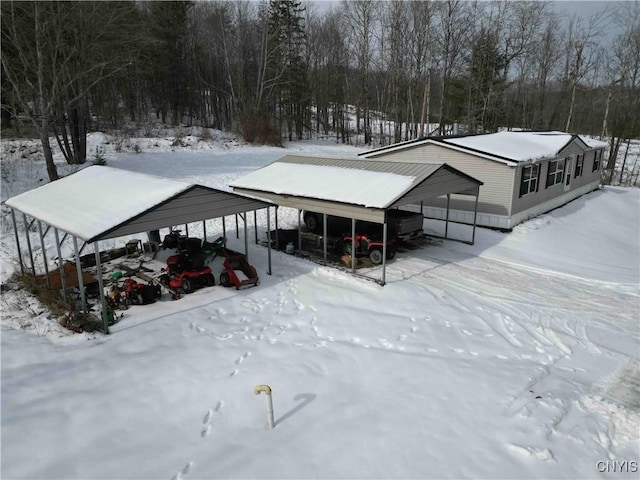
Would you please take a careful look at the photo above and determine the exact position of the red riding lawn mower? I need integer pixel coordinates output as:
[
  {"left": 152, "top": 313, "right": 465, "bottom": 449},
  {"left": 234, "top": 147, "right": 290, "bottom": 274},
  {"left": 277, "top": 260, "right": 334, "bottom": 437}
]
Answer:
[{"left": 159, "top": 237, "right": 215, "bottom": 298}]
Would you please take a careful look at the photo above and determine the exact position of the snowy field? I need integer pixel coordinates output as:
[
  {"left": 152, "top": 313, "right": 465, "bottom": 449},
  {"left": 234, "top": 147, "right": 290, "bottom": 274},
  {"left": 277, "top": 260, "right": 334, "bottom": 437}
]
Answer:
[{"left": 1, "top": 130, "right": 639, "bottom": 479}]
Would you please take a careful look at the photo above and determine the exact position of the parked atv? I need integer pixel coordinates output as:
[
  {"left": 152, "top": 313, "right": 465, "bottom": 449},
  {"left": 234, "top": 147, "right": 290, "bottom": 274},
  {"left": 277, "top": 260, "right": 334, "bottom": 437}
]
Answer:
[{"left": 336, "top": 234, "right": 396, "bottom": 265}]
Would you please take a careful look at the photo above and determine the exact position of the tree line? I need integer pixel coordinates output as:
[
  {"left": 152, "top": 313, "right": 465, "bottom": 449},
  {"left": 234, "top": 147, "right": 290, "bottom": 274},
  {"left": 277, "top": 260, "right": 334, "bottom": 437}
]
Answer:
[{"left": 1, "top": 0, "right": 639, "bottom": 182}]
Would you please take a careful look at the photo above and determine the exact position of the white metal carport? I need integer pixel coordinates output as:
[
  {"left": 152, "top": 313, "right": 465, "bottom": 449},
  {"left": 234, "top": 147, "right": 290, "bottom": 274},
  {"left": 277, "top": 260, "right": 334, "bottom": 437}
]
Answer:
[
  {"left": 5, "top": 166, "right": 275, "bottom": 334},
  {"left": 231, "top": 155, "right": 483, "bottom": 285}
]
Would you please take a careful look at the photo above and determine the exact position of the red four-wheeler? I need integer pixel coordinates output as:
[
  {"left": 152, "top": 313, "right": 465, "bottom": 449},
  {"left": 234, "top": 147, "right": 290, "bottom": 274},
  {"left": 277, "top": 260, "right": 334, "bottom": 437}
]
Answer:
[{"left": 336, "top": 233, "right": 396, "bottom": 265}]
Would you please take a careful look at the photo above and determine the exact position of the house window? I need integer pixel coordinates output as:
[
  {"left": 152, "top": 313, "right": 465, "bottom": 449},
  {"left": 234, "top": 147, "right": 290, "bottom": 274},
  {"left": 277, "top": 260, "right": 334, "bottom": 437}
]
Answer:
[
  {"left": 592, "top": 150, "right": 602, "bottom": 172},
  {"left": 546, "top": 158, "right": 565, "bottom": 187},
  {"left": 519, "top": 164, "right": 540, "bottom": 197},
  {"left": 575, "top": 154, "right": 584, "bottom": 178}
]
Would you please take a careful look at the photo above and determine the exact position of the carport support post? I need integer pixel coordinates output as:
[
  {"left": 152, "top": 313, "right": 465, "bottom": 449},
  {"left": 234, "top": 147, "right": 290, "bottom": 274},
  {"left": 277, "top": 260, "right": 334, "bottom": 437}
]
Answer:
[
  {"left": 381, "top": 221, "right": 387, "bottom": 285},
  {"left": 185, "top": 224, "right": 189, "bottom": 236},
  {"left": 37, "top": 220, "right": 50, "bottom": 288},
  {"left": 72, "top": 237, "right": 87, "bottom": 315},
  {"left": 445, "top": 194, "right": 451, "bottom": 239},
  {"left": 266, "top": 207, "right": 272, "bottom": 275},
  {"left": 10, "top": 209, "right": 24, "bottom": 275},
  {"left": 243, "top": 213, "right": 249, "bottom": 261},
  {"left": 22, "top": 213, "right": 36, "bottom": 276},
  {"left": 471, "top": 188, "right": 480, "bottom": 245},
  {"left": 351, "top": 218, "right": 356, "bottom": 273},
  {"left": 275, "top": 208, "right": 279, "bottom": 251},
  {"left": 93, "top": 242, "right": 109, "bottom": 334},
  {"left": 54, "top": 228, "right": 68, "bottom": 301},
  {"left": 222, "top": 217, "right": 227, "bottom": 240},
  {"left": 297, "top": 210, "right": 302, "bottom": 253},
  {"left": 254, "top": 210, "right": 258, "bottom": 244},
  {"left": 323, "top": 213, "right": 327, "bottom": 264},
  {"left": 235, "top": 214, "right": 239, "bottom": 239},
  {"left": 202, "top": 220, "right": 207, "bottom": 241}
]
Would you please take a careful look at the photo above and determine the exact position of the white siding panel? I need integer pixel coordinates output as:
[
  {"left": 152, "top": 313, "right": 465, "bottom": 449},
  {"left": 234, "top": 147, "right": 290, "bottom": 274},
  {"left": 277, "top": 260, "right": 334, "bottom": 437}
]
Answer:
[{"left": 371, "top": 144, "right": 515, "bottom": 216}]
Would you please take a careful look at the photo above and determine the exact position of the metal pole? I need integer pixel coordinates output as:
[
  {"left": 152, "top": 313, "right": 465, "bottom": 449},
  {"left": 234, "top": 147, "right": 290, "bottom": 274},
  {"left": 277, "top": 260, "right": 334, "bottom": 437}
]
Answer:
[
  {"left": 243, "top": 213, "right": 249, "bottom": 260},
  {"left": 54, "top": 228, "right": 68, "bottom": 301},
  {"left": 382, "top": 221, "right": 387, "bottom": 286},
  {"left": 254, "top": 210, "right": 258, "bottom": 244},
  {"left": 275, "top": 207, "right": 279, "bottom": 251},
  {"left": 471, "top": 187, "right": 480, "bottom": 245},
  {"left": 22, "top": 214, "right": 36, "bottom": 276},
  {"left": 235, "top": 213, "right": 239, "bottom": 239},
  {"left": 222, "top": 216, "right": 227, "bottom": 240},
  {"left": 266, "top": 207, "right": 272, "bottom": 275},
  {"left": 351, "top": 218, "right": 356, "bottom": 273},
  {"left": 37, "top": 220, "right": 50, "bottom": 288},
  {"left": 203, "top": 220, "right": 207, "bottom": 241},
  {"left": 73, "top": 237, "right": 87, "bottom": 315},
  {"left": 323, "top": 213, "right": 328, "bottom": 264},
  {"left": 94, "top": 242, "right": 109, "bottom": 334},
  {"left": 297, "top": 210, "right": 302, "bottom": 253},
  {"left": 10, "top": 209, "right": 24, "bottom": 275},
  {"left": 420, "top": 200, "right": 424, "bottom": 216},
  {"left": 445, "top": 194, "right": 451, "bottom": 239}
]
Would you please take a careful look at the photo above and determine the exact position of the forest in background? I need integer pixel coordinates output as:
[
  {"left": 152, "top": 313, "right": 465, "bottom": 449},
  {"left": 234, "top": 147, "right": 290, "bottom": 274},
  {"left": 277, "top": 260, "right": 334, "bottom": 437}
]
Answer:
[{"left": 1, "top": 0, "right": 639, "bottom": 183}]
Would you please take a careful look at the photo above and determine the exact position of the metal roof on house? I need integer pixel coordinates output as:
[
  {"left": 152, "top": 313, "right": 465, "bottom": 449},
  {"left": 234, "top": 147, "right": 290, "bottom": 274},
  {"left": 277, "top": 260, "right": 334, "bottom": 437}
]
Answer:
[
  {"left": 231, "top": 155, "right": 482, "bottom": 224},
  {"left": 360, "top": 131, "right": 608, "bottom": 164},
  {"left": 5, "top": 166, "right": 274, "bottom": 242}
]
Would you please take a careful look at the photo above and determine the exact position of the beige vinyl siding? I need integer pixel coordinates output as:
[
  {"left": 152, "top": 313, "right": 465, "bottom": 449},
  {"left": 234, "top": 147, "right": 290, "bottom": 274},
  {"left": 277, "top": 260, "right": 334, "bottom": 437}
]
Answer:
[
  {"left": 368, "top": 143, "right": 515, "bottom": 216},
  {"left": 511, "top": 149, "right": 603, "bottom": 215},
  {"left": 572, "top": 150, "right": 602, "bottom": 189},
  {"left": 558, "top": 138, "right": 587, "bottom": 157},
  {"left": 390, "top": 168, "right": 479, "bottom": 206},
  {"left": 512, "top": 158, "right": 573, "bottom": 214}
]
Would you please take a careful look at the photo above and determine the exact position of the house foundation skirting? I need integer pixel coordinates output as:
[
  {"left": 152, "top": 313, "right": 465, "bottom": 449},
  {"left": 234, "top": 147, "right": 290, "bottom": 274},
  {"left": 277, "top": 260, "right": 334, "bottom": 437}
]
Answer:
[
  {"left": 509, "top": 182, "right": 600, "bottom": 228},
  {"left": 404, "top": 181, "right": 600, "bottom": 231}
]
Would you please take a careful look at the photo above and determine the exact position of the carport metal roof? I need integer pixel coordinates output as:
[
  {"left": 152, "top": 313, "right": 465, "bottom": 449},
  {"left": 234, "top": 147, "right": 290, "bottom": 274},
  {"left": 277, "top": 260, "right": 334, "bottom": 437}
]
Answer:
[
  {"left": 6, "top": 165, "right": 277, "bottom": 335},
  {"left": 231, "top": 155, "right": 482, "bottom": 223},
  {"left": 6, "top": 166, "right": 274, "bottom": 242}
]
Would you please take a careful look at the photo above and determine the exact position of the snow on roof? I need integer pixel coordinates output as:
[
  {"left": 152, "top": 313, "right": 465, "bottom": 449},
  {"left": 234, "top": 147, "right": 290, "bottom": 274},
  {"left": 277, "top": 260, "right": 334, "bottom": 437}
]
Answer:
[
  {"left": 361, "top": 130, "right": 608, "bottom": 163},
  {"left": 5, "top": 166, "right": 192, "bottom": 241},
  {"left": 231, "top": 162, "right": 415, "bottom": 208},
  {"left": 442, "top": 131, "right": 575, "bottom": 162},
  {"left": 579, "top": 135, "right": 609, "bottom": 149}
]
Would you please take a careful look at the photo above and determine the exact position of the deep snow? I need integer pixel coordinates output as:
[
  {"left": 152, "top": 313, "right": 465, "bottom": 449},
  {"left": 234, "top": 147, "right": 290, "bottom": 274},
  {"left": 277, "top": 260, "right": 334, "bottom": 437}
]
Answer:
[{"left": 1, "top": 130, "right": 639, "bottom": 480}]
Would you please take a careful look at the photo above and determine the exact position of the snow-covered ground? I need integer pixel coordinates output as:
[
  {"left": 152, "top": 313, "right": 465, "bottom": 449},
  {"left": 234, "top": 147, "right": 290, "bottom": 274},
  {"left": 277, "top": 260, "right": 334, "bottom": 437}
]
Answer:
[{"left": 1, "top": 130, "right": 639, "bottom": 479}]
